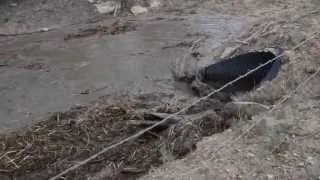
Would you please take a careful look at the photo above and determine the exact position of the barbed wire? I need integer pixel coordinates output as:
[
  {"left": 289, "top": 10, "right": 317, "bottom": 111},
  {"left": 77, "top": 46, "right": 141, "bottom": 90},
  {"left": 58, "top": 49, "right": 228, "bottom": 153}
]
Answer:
[{"left": 50, "top": 31, "right": 319, "bottom": 180}]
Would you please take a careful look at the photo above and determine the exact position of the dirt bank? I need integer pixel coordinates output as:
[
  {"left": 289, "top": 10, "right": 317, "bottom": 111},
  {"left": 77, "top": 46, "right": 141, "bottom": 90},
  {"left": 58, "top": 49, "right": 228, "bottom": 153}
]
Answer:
[
  {"left": 0, "top": 0, "right": 319, "bottom": 180},
  {"left": 141, "top": 0, "right": 320, "bottom": 179}
]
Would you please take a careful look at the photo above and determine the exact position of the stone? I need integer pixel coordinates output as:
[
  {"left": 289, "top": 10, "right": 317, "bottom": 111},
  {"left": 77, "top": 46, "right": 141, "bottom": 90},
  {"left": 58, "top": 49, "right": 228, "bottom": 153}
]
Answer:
[
  {"left": 39, "top": 27, "right": 50, "bottom": 32},
  {"left": 150, "top": 0, "right": 162, "bottom": 9},
  {"left": 266, "top": 174, "right": 275, "bottom": 180},
  {"left": 131, "top": 5, "right": 148, "bottom": 15},
  {"left": 10, "top": 3, "right": 17, "bottom": 7},
  {"left": 94, "top": 1, "right": 117, "bottom": 14}
]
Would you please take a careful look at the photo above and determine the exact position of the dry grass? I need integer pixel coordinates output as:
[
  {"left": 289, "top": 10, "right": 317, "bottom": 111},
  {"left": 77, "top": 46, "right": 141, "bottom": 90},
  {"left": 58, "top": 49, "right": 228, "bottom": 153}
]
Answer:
[
  {"left": 141, "top": 73, "right": 320, "bottom": 180},
  {"left": 0, "top": 93, "right": 241, "bottom": 179},
  {"left": 0, "top": 103, "right": 163, "bottom": 179},
  {"left": 140, "top": 0, "right": 320, "bottom": 179},
  {"left": 1, "top": 0, "right": 319, "bottom": 179}
]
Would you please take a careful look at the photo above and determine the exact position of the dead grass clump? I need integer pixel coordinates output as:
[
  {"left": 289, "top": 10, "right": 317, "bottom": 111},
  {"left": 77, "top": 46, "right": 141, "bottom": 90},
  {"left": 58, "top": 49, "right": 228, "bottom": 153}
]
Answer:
[
  {"left": 0, "top": 94, "right": 242, "bottom": 179},
  {"left": 164, "top": 110, "right": 230, "bottom": 158},
  {"left": 0, "top": 103, "right": 162, "bottom": 179}
]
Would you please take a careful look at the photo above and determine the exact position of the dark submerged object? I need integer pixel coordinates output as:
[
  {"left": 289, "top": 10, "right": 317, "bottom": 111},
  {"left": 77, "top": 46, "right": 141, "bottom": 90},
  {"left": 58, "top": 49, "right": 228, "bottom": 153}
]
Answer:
[{"left": 198, "top": 47, "right": 284, "bottom": 93}]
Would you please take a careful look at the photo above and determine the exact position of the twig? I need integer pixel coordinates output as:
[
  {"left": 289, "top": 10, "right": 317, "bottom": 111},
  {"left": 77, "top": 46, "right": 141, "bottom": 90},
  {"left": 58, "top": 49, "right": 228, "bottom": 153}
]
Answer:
[
  {"left": 102, "top": 127, "right": 108, "bottom": 136},
  {"left": 0, "top": 151, "right": 17, "bottom": 161},
  {"left": 244, "top": 22, "right": 272, "bottom": 43},
  {"left": 0, "top": 169, "right": 11, "bottom": 173},
  {"left": 5, "top": 155, "right": 19, "bottom": 169},
  {"left": 15, "top": 145, "right": 29, "bottom": 156},
  {"left": 17, "top": 155, "right": 30, "bottom": 165},
  {"left": 0, "top": 27, "right": 55, "bottom": 37},
  {"left": 232, "top": 101, "right": 271, "bottom": 110},
  {"left": 82, "top": 127, "right": 90, "bottom": 148},
  {"left": 127, "top": 120, "right": 163, "bottom": 126},
  {"left": 234, "top": 39, "right": 249, "bottom": 45},
  {"left": 122, "top": 167, "right": 144, "bottom": 173}
]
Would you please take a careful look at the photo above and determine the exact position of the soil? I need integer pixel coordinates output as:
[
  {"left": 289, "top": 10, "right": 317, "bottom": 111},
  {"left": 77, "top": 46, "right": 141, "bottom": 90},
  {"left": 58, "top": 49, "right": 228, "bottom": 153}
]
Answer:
[
  {"left": 141, "top": 0, "right": 320, "bottom": 180},
  {"left": 0, "top": 0, "right": 319, "bottom": 180},
  {"left": 63, "top": 20, "right": 137, "bottom": 41}
]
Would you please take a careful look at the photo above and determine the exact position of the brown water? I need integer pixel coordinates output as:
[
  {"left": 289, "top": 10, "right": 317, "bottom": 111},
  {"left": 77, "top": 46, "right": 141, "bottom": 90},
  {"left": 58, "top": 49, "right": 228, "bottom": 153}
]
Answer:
[{"left": 0, "top": 13, "right": 248, "bottom": 132}]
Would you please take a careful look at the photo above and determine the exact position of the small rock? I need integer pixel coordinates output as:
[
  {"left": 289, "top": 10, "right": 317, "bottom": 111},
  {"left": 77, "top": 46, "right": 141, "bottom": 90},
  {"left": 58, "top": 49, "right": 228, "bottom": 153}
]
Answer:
[
  {"left": 88, "top": 0, "right": 95, "bottom": 3},
  {"left": 247, "top": 152, "right": 255, "bottom": 157},
  {"left": 131, "top": 5, "right": 148, "bottom": 15},
  {"left": 298, "top": 162, "right": 305, "bottom": 167},
  {"left": 266, "top": 174, "right": 275, "bottom": 180},
  {"left": 10, "top": 3, "right": 17, "bottom": 7},
  {"left": 39, "top": 27, "right": 50, "bottom": 32},
  {"left": 307, "top": 156, "right": 314, "bottom": 164},
  {"left": 111, "top": 106, "right": 121, "bottom": 110},
  {"left": 150, "top": 0, "right": 161, "bottom": 9},
  {"left": 94, "top": 1, "right": 117, "bottom": 14}
]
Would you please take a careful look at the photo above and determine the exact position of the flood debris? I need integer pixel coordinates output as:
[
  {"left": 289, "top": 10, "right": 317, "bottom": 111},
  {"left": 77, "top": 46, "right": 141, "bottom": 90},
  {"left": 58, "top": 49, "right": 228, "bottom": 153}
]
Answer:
[
  {"left": 0, "top": 93, "right": 242, "bottom": 179},
  {"left": 64, "top": 20, "right": 137, "bottom": 40}
]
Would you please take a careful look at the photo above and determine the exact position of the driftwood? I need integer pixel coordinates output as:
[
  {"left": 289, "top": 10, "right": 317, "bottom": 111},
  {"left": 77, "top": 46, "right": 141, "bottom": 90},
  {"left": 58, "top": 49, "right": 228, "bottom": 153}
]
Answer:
[{"left": 129, "top": 110, "right": 218, "bottom": 128}]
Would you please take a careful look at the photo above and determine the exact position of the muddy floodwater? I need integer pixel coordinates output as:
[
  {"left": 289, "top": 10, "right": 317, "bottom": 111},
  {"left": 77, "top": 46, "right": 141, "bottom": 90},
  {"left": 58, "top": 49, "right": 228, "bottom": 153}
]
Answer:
[{"left": 0, "top": 13, "right": 248, "bottom": 132}]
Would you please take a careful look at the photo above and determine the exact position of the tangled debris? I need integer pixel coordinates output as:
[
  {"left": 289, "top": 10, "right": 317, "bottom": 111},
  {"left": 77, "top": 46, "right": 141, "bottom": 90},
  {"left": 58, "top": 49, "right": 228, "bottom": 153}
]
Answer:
[
  {"left": 0, "top": 94, "right": 242, "bottom": 180},
  {"left": 64, "top": 20, "right": 137, "bottom": 41}
]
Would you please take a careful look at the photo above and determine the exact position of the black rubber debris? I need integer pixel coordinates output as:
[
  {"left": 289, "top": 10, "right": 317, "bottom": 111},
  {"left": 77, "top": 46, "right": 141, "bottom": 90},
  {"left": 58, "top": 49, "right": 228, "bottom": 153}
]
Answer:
[{"left": 197, "top": 47, "right": 284, "bottom": 93}]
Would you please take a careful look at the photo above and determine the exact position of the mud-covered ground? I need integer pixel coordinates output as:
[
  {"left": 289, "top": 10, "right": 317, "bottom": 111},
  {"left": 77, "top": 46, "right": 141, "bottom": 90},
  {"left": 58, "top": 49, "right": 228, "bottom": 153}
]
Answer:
[
  {"left": 0, "top": 0, "right": 248, "bottom": 133},
  {"left": 0, "top": 0, "right": 249, "bottom": 179},
  {"left": 0, "top": 0, "right": 319, "bottom": 180}
]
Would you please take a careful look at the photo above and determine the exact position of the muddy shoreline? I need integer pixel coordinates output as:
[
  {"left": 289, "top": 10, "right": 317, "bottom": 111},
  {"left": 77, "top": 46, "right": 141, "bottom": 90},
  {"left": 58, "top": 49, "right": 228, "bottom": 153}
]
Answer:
[
  {"left": 1, "top": 0, "right": 319, "bottom": 179},
  {"left": 0, "top": 5, "right": 248, "bottom": 133}
]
